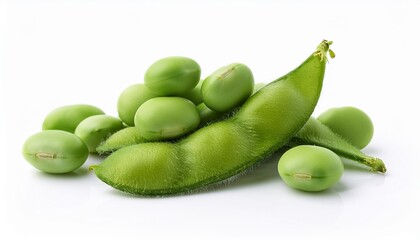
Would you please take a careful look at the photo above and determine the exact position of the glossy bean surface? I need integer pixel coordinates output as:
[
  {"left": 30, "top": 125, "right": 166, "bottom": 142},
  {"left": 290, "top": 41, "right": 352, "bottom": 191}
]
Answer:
[
  {"left": 75, "top": 115, "right": 124, "bottom": 153},
  {"left": 117, "top": 84, "right": 162, "bottom": 126},
  {"left": 179, "top": 80, "right": 203, "bottom": 105},
  {"left": 42, "top": 104, "right": 104, "bottom": 133},
  {"left": 22, "top": 130, "right": 89, "bottom": 173},
  {"left": 318, "top": 106, "right": 374, "bottom": 149},
  {"left": 202, "top": 63, "right": 254, "bottom": 112},
  {"left": 144, "top": 56, "right": 201, "bottom": 95},
  {"left": 278, "top": 145, "right": 344, "bottom": 191},
  {"left": 134, "top": 97, "right": 200, "bottom": 141}
]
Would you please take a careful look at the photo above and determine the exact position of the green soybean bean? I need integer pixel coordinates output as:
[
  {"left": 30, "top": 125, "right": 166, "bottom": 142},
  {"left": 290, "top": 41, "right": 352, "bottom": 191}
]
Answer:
[
  {"left": 22, "top": 130, "right": 89, "bottom": 173},
  {"left": 42, "top": 104, "right": 104, "bottom": 133},
  {"left": 134, "top": 97, "right": 200, "bottom": 141},
  {"left": 75, "top": 115, "right": 124, "bottom": 153},
  {"left": 202, "top": 63, "right": 254, "bottom": 112},
  {"left": 97, "top": 101, "right": 226, "bottom": 154},
  {"left": 253, "top": 83, "right": 266, "bottom": 94},
  {"left": 278, "top": 145, "right": 344, "bottom": 192},
  {"left": 197, "top": 103, "right": 225, "bottom": 125},
  {"left": 289, "top": 117, "right": 385, "bottom": 173},
  {"left": 90, "top": 40, "right": 333, "bottom": 196},
  {"left": 318, "top": 106, "right": 374, "bottom": 149},
  {"left": 178, "top": 80, "right": 203, "bottom": 105},
  {"left": 117, "top": 84, "right": 163, "bottom": 126},
  {"left": 144, "top": 56, "right": 201, "bottom": 95}
]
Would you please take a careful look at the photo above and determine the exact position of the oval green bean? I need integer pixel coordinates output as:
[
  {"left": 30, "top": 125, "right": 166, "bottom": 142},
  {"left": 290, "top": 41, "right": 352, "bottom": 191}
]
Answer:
[
  {"left": 317, "top": 106, "right": 374, "bottom": 149},
  {"left": 144, "top": 56, "right": 201, "bottom": 95},
  {"left": 117, "top": 84, "right": 163, "bottom": 126},
  {"left": 197, "top": 103, "right": 225, "bottom": 126},
  {"left": 22, "top": 130, "right": 89, "bottom": 173},
  {"left": 179, "top": 80, "right": 204, "bottom": 105},
  {"left": 201, "top": 63, "right": 254, "bottom": 112},
  {"left": 278, "top": 145, "right": 344, "bottom": 191},
  {"left": 42, "top": 104, "right": 104, "bottom": 133},
  {"left": 75, "top": 115, "right": 124, "bottom": 153},
  {"left": 134, "top": 97, "right": 200, "bottom": 141},
  {"left": 90, "top": 40, "right": 333, "bottom": 196}
]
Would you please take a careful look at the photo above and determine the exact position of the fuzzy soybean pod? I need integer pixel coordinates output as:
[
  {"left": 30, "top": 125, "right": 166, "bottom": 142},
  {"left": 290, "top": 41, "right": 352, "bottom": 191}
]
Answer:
[
  {"left": 90, "top": 40, "right": 333, "bottom": 196},
  {"left": 96, "top": 127, "right": 148, "bottom": 154},
  {"left": 96, "top": 117, "right": 387, "bottom": 173},
  {"left": 289, "top": 117, "right": 386, "bottom": 173}
]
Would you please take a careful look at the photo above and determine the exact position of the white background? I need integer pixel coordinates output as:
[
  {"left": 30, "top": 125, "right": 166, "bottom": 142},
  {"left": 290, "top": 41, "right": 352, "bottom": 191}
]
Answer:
[{"left": 1, "top": 0, "right": 420, "bottom": 239}]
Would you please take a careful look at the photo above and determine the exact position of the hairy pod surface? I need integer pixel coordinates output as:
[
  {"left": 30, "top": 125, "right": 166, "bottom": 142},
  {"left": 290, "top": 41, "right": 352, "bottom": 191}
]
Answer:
[
  {"left": 91, "top": 41, "right": 332, "bottom": 196},
  {"left": 289, "top": 117, "right": 386, "bottom": 173}
]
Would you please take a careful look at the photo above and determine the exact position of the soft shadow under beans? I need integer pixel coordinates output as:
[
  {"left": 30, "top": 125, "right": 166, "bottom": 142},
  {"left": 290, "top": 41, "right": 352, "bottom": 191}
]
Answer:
[{"left": 33, "top": 167, "right": 89, "bottom": 179}]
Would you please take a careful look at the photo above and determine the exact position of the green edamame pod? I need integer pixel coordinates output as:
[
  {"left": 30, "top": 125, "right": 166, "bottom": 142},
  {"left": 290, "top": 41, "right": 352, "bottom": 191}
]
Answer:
[
  {"left": 289, "top": 117, "right": 386, "bottom": 173},
  {"left": 91, "top": 40, "right": 333, "bottom": 196},
  {"left": 97, "top": 117, "right": 387, "bottom": 172},
  {"left": 42, "top": 104, "right": 104, "bottom": 133}
]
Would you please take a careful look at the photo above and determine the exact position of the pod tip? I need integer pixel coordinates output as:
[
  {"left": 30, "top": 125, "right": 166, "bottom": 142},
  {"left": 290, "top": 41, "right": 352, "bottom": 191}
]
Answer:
[{"left": 315, "top": 40, "right": 335, "bottom": 61}]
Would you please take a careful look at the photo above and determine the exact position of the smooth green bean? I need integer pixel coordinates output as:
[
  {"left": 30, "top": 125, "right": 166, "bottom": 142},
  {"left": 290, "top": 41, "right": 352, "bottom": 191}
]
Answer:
[
  {"left": 22, "top": 130, "right": 89, "bottom": 173},
  {"left": 278, "top": 145, "right": 344, "bottom": 191},
  {"left": 317, "top": 106, "right": 374, "bottom": 149},
  {"left": 42, "top": 104, "right": 104, "bottom": 133},
  {"left": 144, "top": 56, "right": 201, "bottom": 95},
  {"left": 75, "top": 115, "right": 124, "bottom": 153}
]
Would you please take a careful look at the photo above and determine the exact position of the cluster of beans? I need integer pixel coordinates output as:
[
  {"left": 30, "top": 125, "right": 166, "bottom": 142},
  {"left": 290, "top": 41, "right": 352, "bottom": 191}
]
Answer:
[
  {"left": 117, "top": 56, "right": 254, "bottom": 141},
  {"left": 22, "top": 105, "right": 124, "bottom": 173},
  {"left": 21, "top": 56, "right": 256, "bottom": 174},
  {"left": 22, "top": 46, "right": 379, "bottom": 193}
]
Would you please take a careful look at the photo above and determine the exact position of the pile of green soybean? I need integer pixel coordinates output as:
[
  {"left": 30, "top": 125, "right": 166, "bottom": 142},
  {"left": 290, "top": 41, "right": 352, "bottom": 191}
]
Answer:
[{"left": 22, "top": 40, "right": 386, "bottom": 196}]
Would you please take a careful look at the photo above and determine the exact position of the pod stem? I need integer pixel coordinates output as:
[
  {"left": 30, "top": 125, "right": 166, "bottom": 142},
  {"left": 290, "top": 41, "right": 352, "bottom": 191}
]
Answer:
[
  {"left": 362, "top": 156, "right": 387, "bottom": 174},
  {"left": 88, "top": 165, "right": 98, "bottom": 172},
  {"left": 314, "top": 40, "right": 335, "bottom": 62}
]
